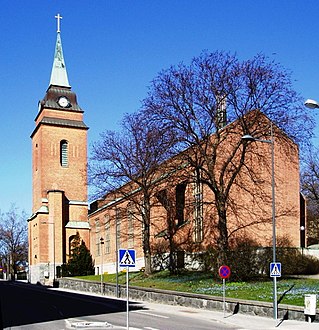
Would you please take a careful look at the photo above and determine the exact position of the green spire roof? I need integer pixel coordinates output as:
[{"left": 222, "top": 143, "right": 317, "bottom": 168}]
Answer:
[{"left": 49, "top": 15, "right": 70, "bottom": 88}]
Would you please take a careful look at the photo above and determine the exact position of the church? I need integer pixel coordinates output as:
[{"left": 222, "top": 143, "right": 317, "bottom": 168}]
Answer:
[
  {"left": 28, "top": 15, "right": 90, "bottom": 284},
  {"left": 28, "top": 16, "right": 305, "bottom": 284}
]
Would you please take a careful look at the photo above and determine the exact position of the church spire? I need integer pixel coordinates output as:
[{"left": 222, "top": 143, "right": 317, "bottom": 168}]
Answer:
[{"left": 49, "top": 14, "right": 71, "bottom": 88}]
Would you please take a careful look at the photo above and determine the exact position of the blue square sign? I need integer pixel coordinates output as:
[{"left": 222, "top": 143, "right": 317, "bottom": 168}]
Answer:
[
  {"left": 119, "top": 249, "right": 136, "bottom": 267},
  {"left": 270, "top": 262, "right": 281, "bottom": 277}
]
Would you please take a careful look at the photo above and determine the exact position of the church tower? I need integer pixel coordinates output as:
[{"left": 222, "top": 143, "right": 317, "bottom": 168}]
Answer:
[{"left": 28, "top": 15, "right": 89, "bottom": 284}]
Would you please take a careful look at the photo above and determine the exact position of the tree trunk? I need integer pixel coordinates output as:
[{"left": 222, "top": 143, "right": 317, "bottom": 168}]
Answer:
[
  {"left": 142, "top": 196, "right": 152, "bottom": 275},
  {"left": 216, "top": 197, "right": 229, "bottom": 266}
]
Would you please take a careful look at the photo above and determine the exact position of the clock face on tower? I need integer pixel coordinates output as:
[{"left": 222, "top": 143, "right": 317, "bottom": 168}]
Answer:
[{"left": 57, "top": 96, "right": 70, "bottom": 108}]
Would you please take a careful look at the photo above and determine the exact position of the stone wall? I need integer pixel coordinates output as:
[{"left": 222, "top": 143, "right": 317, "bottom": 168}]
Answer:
[{"left": 58, "top": 278, "right": 318, "bottom": 322}]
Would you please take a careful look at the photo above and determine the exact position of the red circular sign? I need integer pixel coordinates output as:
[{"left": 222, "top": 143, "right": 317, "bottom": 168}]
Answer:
[{"left": 219, "top": 265, "right": 231, "bottom": 279}]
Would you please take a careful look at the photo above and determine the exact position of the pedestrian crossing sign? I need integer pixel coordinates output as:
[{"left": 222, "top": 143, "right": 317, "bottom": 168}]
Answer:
[
  {"left": 270, "top": 262, "right": 281, "bottom": 277},
  {"left": 119, "top": 249, "right": 136, "bottom": 267}
]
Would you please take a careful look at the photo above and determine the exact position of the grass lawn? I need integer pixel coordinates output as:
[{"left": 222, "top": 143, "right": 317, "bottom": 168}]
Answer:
[{"left": 75, "top": 270, "right": 318, "bottom": 307}]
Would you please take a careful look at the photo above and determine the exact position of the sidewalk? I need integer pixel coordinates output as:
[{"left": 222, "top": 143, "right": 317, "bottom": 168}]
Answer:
[
  {"left": 137, "top": 299, "right": 319, "bottom": 330},
  {"left": 52, "top": 286, "right": 319, "bottom": 330},
  {"left": 195, "top": 308, "right": 319, "bottom": 330}
]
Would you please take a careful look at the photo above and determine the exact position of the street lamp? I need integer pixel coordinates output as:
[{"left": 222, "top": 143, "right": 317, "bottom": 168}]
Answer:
[
  {"left": 304, "top": 97, "right": 319, "bottom": 253},
  {"left": 242, "top": 126, "right": 278, "bottom": 320},
  {"left": 100, "top": 237, "right": 104, "bottom": 295},
  {"left": 304, "top": 99, "right": 319, "bottom": 109}
]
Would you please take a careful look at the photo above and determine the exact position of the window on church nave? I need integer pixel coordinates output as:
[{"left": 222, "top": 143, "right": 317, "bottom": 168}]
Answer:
[
  {"left": 176, "top": 182, "right": 187, "bottom": 226},
  {"left": 116, "top": 208, "right": 122, "bottom": 249},
  {"left": 104, "top": 215, "right": 110, "bottom": 254},
  {"left": 193, "top": 169, "right": 203, "bottom": 243},
  {"left": 127, "top": 203, "right": 134, "bottom": 248}
]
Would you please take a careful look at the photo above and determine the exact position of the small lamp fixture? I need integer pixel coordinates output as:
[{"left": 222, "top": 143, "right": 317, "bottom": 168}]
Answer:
[
  {"left": 304, "top": 99, "right": 319, "bottom": 109},
  {"left": 241, "top": 134, "right": 256, "bottom": 142}
]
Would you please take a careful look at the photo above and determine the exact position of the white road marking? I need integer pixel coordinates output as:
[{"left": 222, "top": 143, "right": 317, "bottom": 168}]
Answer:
[
  {"left": 133, "top": 310, "right": 169, "bottom": 319},
  {"left": 65, "top": 319, "right": 112, "bottom": 328}
]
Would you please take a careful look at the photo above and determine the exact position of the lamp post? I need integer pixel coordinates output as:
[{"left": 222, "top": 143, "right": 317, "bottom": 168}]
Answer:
[
  {"left": 242, "top": 125, "right": 277, "bottom": 320},
  {"left": 115, "top": 209, "right": 119, "bottom": 298},
  {"left": 304, "top": 97, "right": 319, "bottom": 252},
  {"left": 100, "top": 237, "right": 104, "bottom": 295}
]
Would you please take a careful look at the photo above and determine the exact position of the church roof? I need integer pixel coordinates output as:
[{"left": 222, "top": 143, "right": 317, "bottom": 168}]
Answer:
[
  {"left": 40, "top": 117, "right": 88, "bottom": 129},
  {"left": 30, "top": 116, "right": 88, "bottom": 138},
  {"left": 49, "top": 31, "right": 71, "bottom": 88},
  {"left": 40, "top": 86, "right": 83, "bottom": 112}
]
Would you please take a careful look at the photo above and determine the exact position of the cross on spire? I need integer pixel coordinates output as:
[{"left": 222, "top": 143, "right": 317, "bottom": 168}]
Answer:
[
  {"left": 50, "top": 13, "right": 70, "bottom": 87},
  {"left": 55, "top": 13, "right": 62, "bottom": 33}
]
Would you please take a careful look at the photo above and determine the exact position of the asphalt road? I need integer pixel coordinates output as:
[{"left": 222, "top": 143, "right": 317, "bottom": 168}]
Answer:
[{"left": 0, "top": 281, "right": 238, "bottom": 329}]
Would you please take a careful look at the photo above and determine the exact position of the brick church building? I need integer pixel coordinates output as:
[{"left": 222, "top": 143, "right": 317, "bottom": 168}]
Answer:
[
  {"left": 28, "top": 16, "right": 90, "bottom": 284},
  {"left": 28, "top": 17, "right": 305, "bottom": 284},
  {"left": 88, "top": 112, "right": 304, "bottom": 275}
]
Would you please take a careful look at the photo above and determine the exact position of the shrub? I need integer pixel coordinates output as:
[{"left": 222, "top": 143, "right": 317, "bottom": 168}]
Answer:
[
  {"left": 258, "top": 235, "right": 319, "bottom": 276},
  {"left": 192, "top": 244, "right": 219, "bottom": 274},
  {"left": 191, "top": 238, "right": 261, "bottom": 281},
  {"left": 62, "top": 232, "right": 95, "bottom": 277},
  {"left": 152, "top": 241, "right": 170, "bottom": 271},
  {"left": 227, "top": 236, "right": 260, "bottom": 281}
]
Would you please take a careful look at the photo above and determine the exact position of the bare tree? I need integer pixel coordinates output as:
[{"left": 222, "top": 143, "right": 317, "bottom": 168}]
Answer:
[
  {"left": 0, "top": 205, "right": 28, "bottom": 279},
  {"left": 301, "top": 145, "right": 319, "bottom": 245},
  {"left": 90, "top": 111, "right": 176, "bottom": 274},
  {"left": 143, "top": 51, "right": 314, "bottom": 264}
]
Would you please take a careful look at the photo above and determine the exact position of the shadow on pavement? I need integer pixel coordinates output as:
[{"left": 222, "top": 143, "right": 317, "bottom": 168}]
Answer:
[{"left": 0, "top": 280, "right": 143, "bottom": 328}]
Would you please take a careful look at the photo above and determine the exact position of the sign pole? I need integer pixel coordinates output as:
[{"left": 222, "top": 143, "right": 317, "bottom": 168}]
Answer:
[
  {"left": 119, "top": 249, "right": 135, "bottom": 330},
  {"left": 223, "top": 278, "right": 226, "bottom": 318},
  {"left": 218, "top": 265, "right": 231, "bottom": 318},
  {"left": 126, "top": 266, "right": 129, "bottom": 330},
  {"left": 270, "top": 262, "right": 281, "bottom": 321}
]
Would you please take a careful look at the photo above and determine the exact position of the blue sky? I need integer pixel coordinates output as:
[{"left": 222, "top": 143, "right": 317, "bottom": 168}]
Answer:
[{"left": 1, "top": 1, "right": 319, "bottom": 215}]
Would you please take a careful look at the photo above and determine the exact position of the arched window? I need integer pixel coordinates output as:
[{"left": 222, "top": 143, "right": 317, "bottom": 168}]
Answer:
[
  {"left": 68, "top": 235, "right": 77, "bottom": 258},
  {"left": 60, "top": 140, "right": 68, "bottom": 167}
]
